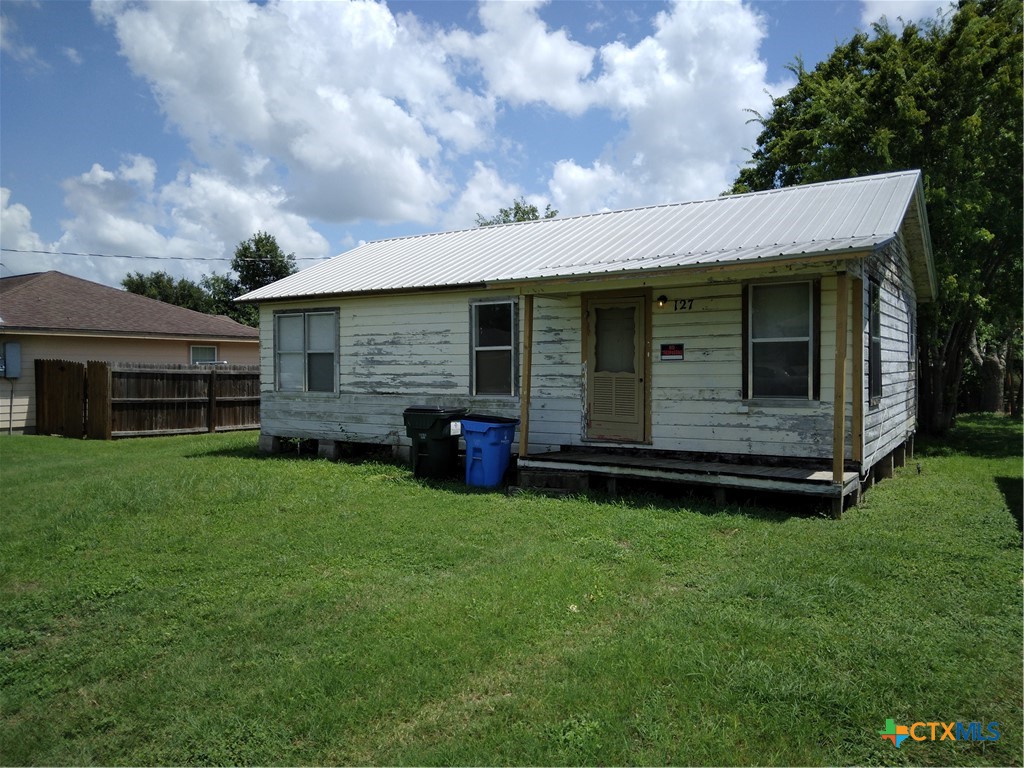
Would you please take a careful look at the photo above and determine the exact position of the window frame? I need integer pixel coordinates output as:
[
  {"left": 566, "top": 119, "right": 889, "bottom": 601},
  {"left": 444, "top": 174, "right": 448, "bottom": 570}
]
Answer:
[
  {"left": 868, "top": 278, "right": 882, "bottom": 405},
  {"left": 742, "top": 279, "right": 820, "bottom": 402},
  {"left": 190, "top": 345, "right": 218, "bottom": 365},
  {"left": 470, "top": 298, "right": 518, "bottom": 397},
  {"left": 274, "top": 308, "right": 339, "bottom": 394}
]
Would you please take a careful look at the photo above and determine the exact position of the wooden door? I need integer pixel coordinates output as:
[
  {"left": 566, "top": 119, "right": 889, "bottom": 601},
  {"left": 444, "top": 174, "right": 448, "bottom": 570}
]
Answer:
[{"left": 585, "top": 296, "right": 645, "bottom": 442}]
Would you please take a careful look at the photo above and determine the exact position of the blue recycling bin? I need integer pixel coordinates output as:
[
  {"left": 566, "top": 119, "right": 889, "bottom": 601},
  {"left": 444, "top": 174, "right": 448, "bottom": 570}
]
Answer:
[{"left": 462, "top": 414, "right": 519, "bottom": 488}]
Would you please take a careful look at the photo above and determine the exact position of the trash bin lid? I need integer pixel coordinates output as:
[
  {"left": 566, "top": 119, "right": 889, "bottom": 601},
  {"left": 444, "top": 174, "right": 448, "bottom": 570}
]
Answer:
[
  {"left": 403, "top": 406, "right": 468, "bottom": 416},
  {"left": 462, "top": 413, "right": 520, "bottom": 425}
]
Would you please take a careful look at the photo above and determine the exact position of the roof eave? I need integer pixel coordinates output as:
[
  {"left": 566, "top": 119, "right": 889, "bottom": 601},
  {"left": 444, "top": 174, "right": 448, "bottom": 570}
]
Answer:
[{"left": 0, "top": 327, "right": 259, "bottom": 341}]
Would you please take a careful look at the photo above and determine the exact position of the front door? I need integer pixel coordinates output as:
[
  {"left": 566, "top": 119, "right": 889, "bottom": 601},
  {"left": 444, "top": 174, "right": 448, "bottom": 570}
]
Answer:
[{"left": 585, "top": 295, "right": 646, "bottom": 442}]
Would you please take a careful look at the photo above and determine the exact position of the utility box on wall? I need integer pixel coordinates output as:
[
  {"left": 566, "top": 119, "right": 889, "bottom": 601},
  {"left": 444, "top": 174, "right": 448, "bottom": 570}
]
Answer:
[{"left": 1, "top": 341, "right": 22, "bottom": 379}]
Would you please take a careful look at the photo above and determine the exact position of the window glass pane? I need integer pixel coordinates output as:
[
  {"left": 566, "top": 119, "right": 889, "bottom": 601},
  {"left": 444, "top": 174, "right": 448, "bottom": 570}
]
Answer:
[
  {"left": 475, "top": 350, "right": 512, "bottom": 394},
  {"left": 476, "top": 303, "right": 512, "bottom": 347},
  {"left": 752, "top": 283, "right": 810, "bottom": 339},
  {"left": 278, "top": 352, "right": 304, "bottom": 391},
  {"left": 752, "top": 341, "right": 809, "bottom": 397},
  {"left": 307, "top": 313, "right": 335, "bottom": 351},
  {"left": 307, "top": 352, "right": 335, "bottom": 392},
  {"left": 191, "top": 346, "right": 217, "bottom": 364},
  {"left": 278, "top": 315, "right": 304, "bottom": 351},
  {"left": 595, "top": 306, "right": 635, "bottom": 373}
]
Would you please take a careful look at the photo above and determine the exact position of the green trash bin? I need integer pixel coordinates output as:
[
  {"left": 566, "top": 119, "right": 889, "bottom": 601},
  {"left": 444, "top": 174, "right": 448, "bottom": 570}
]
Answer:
[{"left": 403, "top": 406, "right": 468, "bottom": 479}]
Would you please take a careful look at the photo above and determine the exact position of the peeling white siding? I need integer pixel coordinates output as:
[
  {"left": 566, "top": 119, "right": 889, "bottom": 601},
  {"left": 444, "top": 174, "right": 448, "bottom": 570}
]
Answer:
[
  {"left": 861, "top": 236, "right": 918, "bottom": 470},
  {"left": 259, "top": 251, "right": 916, "bottom": 467},
  {"left": 259, "top": 291, "right": 520, "bottom": 450}
]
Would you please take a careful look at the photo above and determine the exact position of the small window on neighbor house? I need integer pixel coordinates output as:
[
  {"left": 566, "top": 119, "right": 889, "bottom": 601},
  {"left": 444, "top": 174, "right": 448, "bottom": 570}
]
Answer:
[
  {"left": 191, "top": 345, "right": 217, "bottom": 364},
  {"left": 275, "top": 310, "right": 338, "bottom": 393},
  {"left": 746, "top": 281, "right": 816, "bottom": 399},
  {"left": 471, "top": 300, "right": 516, "bottom": 396},
  {"left": 869, "top": 279, "right": 882, "bottom": 402}
]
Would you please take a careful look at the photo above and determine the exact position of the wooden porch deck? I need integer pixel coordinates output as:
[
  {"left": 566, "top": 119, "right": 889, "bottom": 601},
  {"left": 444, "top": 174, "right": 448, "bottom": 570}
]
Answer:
[{"left": 517, "top": 450, "right": 860, "bottom": 505}]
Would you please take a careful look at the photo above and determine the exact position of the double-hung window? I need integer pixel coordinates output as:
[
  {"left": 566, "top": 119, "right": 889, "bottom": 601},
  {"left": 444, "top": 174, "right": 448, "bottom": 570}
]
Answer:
[
  {"left": 745, "top": 281, "right": 818, "bottom": 399},
  {"left": 471, "top": 300, "right": 516, "bottom": 396},
  {"left": 190, "top": 345, "right": 217, "bottom": 365},
  {"left": 275, "top": 310, "right": 338, "bottom": 392}
]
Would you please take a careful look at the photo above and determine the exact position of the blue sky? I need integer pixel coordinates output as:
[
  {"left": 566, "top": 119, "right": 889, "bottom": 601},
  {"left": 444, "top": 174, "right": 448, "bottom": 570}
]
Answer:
[{"left": 1, "top": 0, "right": 951, "bottom": 288}]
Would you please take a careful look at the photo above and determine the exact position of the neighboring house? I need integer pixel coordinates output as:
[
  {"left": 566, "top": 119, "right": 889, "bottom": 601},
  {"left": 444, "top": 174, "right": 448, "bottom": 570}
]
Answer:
[
  {"left": 0, "top": 271, "right": 259, "bottom": 433},
  {"left": 239, "top": 170, "right": 936, "bottom": 514}
]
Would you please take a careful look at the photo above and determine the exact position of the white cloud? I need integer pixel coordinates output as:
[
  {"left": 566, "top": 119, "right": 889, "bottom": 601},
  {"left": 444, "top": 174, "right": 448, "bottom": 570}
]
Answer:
[
  {"left": 28, "top": 157, "right": 331, "bottom": 287},
  {"left": 441, "top": 162, "right": 523, "bottom": 230},
  {"left": 445, "top": 0, "right": 596, "bottom": 114},
  {"left": 860, "top": 0, "right": 955, "bottom": 26},
  {"left": 548, "top": 0, "right": 784, "bottom": 214},
  {"left": 92, "top": 0, "right": 496, "bottom": 225},
  {"left": 1, "top": 188, "right": 49, "bottom": 253},
  {"left": 548, "top": 160, "right": 626, "bottom": 215},
  {"left": 12, "top": 0, "right": 790, "bottom": 286},
  {"left": 0, "top": 11, "right": 41, "bottom": 66},
  {"left": 63, "top": 46, "right": 82, "bottom": 65}
]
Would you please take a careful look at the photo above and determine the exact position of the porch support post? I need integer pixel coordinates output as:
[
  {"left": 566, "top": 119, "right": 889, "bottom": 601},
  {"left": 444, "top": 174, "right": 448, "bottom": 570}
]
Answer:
[
  {"left": 518, "top": 293, "right": 534, "bottom": 458},
  {"left": 832, "top": 272, "right": 850, "bottom": 486},
  {"left": 851, "top": 277, "right": 864, "bottom": 467}
]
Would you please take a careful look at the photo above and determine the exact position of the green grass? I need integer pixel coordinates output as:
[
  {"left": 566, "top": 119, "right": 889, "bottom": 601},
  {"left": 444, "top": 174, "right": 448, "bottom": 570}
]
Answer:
[{"left": 1, "top": 414, "right": 1020, "bottom": 766}]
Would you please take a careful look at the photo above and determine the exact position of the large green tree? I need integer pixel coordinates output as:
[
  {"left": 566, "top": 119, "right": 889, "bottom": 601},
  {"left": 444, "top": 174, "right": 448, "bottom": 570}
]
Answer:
[
  {"left": 232, "top": 230, "right": 297, "bottom": 293},
  {"left": 476, "top": 196, "right": 558, "bottom": 227},
  {"left": 732, "top": 0, "right": 1022, "bottom": 433},
  {"left": 122, "top": 271, "right": 213, "bottom": 314},
  {"left": 121, "top": 232, "right": 298, "bottom": 328}
]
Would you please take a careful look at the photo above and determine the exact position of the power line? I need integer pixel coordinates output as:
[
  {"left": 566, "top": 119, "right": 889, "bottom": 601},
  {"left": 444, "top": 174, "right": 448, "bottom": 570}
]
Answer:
[{"left": 0, "top": 247, "right": 327, "bottom": 263}]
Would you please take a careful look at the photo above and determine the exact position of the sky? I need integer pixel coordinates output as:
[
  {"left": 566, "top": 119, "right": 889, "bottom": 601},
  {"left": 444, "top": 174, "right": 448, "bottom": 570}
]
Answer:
[{"left": 1, "top": 0, "right": 954, "bottom": 289}]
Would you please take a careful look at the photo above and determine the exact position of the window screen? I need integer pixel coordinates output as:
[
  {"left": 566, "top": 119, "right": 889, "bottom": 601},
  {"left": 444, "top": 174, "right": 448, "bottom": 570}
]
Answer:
[
  {"left": 748, "top": 282, "right": 813, "bottom": 398},
  {"left": 275, "top": 311, "right": 337, "bottom": 393},
  {"left": 472, "top": 301, "right": 515, "bottom": 395}
]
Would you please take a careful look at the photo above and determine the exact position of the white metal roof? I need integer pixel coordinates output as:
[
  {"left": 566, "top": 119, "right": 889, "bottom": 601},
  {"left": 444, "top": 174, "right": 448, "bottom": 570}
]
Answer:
[{"left": 240, "top": 170, "right": 935, "bottom": 302}]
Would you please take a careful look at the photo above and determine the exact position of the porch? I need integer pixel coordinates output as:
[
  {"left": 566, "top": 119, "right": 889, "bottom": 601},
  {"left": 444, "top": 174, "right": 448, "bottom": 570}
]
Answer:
[{"left": 516, "top": 449, "right": 862, "bottom": 516}]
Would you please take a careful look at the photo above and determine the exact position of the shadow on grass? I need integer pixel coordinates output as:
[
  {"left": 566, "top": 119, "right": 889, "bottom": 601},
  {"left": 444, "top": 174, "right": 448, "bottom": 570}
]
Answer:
[
  {"left": 995, "top": 476, "right": 1023, "bottom": 533},
  {"left": 917, "top": 413, "right": 1023, "bottom": 459},
  {"left": 186, "top": 438, "right": 398, "bottom": 465},
  {"left": 419, "top": 472, "right": 808, "bottom": 522},
  {"left": 187, "top": 440, "right": 818, "bottom": 522}
]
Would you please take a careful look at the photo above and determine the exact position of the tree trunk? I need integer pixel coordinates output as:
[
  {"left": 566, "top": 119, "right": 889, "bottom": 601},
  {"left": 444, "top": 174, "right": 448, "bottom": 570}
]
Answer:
[
  {"left": 967, "top": 331, "right": 1008, "bottom": 413},
  {"left": 918, "top": 315, "right": 974, "bottom": 435},
  {"left": 919, "top": 347, "right": 967, "bottom": 434}
]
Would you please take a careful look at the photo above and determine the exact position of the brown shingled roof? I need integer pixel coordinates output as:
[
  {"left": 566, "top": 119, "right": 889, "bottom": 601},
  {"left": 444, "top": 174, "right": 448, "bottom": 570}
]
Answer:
[{"left": 0, "top": 271, "right": 259, "bottom": 340}]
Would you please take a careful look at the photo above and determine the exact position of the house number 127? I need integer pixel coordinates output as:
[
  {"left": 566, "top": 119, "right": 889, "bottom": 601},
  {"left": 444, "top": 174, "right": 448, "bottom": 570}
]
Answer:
[{"left": 672, "top": 299, "right": 694, "bottom": 311}]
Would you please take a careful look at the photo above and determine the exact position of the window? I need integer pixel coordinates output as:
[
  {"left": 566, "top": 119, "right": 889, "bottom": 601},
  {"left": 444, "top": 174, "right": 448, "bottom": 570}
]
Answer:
[
  {"left": 275, "top": 310, "right": 337, "bottom": 392},
  {"left": 744, "top": 281, "right": 818, "bottom": 399},
  {"left": 908, "top": 304, "right": 917, "bottom": 363},
  {"left": 191, "top": 345, "right": 217, "bottom": 365},
  {"left": 868, "top": 278, "right": 882, "bottom": 402},
  {"left": 471, "top": 300, "right": 516, "bottom": 395}
]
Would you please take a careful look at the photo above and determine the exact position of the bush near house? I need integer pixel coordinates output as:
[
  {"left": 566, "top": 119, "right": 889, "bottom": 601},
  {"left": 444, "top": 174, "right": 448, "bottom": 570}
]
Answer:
[{"left": 0, "top": 415, "right": 1020, "bottom": 766}]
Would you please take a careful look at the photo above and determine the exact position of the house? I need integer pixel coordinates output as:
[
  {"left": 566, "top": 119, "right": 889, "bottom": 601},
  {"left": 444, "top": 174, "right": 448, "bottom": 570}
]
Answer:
[
  {"left": 0, "top": 271, "right": 260, "bottom": 433},
  {"left": 238, "top": 170, "right": 936, "bottom": 515}
]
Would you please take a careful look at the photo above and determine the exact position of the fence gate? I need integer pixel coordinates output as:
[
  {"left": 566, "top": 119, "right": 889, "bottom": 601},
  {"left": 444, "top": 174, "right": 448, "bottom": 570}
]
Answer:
[{"left": 34, "top": 359, "right": 86, "bottom": 438}]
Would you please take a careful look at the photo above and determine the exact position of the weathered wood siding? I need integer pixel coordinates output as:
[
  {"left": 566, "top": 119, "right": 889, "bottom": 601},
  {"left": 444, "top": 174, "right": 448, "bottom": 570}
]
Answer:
[
  {"left": 861, "top": 236, "right": 918, "bottom": 470},
  {"left": 258, "top": 253, "right": 917, "bottom": 466},
  {"left": 259, "top": 291, "right": 521, "bottom": 451},
  {"left": 525, "top": 263, "right": 853, "bottom": 460}
]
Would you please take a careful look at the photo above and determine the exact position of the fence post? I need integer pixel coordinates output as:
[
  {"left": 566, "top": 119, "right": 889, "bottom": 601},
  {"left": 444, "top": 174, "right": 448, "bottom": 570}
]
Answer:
[
  {"left": 86, "top": 361, "right": 112, "bottom": 440},
  {"left": 208, "top": 367, "right": 218, "bottom": 433}
]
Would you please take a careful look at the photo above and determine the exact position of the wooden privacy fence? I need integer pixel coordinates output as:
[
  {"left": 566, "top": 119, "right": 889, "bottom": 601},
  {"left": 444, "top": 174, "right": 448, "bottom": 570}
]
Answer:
[{"left": 35, "top": 360, "right": 260, "bottom": 439}]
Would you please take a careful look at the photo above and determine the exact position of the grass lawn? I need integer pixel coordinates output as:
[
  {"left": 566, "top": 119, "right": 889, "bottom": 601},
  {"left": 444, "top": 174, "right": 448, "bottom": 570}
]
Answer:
[{"left": 1, "top": 414, "right": 1020, "bottom": 766}]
